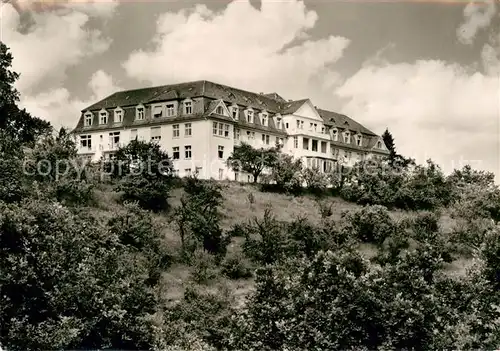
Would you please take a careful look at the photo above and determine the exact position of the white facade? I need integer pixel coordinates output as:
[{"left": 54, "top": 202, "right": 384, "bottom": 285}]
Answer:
[{"left": 74, "top": 80, "right": 389, "bottom": 181}]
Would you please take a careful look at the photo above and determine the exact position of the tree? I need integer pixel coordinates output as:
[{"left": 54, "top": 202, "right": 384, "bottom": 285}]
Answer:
[
  {"left": 110, "top": 140, "right": 174, "bottom": 212},
  {"left": 226, "top": 143, "right": 278, "bottom": 184},
  {"left": 269, "top": 152, "right": 302, "bottom": 192},
  {"left": 382, "top": 128, "right": 396, "bottom": 158},
  {"left": 381, "top": 128, "right": 415, "bottom": 169},
  {"left": 0, "top": 43, "right": 51, "bottom": 145}
]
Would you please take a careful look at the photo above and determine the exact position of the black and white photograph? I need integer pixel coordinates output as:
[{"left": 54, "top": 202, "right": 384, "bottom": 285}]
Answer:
[{"left": 0, "top": 0, "right": 499, "bottom": 349}]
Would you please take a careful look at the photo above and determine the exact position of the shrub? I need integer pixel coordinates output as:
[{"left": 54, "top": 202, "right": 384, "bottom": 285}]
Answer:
[
  {"left": 0, "top": 200, "right": 159, "bottom": 350},
  {"left": 173, "top": 178, "right": 229, "bottom": 259},
  {"left": 268, "top": 153, "right": 303, "bottom": 193},
  {"left": 342, "top": 205, "right": 395, "bottom": 245},
  {"left": 190, "top": 250, "right": 219, "bottom": 284},
  {"left": 221, "top": 252, "right": 254, "bottom": 280},
  {"left": 315, "top": 198, "right": 333, "bottom": 218},
  {"left": 300, "top": 167, "right": 328, "bottom": 194},
  {"left": 118, "top": 173, "right": 171, "bottom": 212}
]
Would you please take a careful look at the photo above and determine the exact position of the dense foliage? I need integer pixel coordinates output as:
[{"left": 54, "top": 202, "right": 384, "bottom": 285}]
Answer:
[{"left": 2, "top": 41, "right": 500, "bottom": 350}]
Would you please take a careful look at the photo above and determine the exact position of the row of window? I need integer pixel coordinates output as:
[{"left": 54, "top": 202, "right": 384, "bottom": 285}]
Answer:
[
  {"left": 83, "top": 100, "right": 194, "bottom": 127},
  {"left": 215, "top": 102, "right": 283, "bottom": 128}
]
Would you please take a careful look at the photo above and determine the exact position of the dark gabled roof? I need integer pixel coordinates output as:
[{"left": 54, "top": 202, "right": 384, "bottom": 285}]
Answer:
[
  {"left": 83, "top": 80, "right": 286, "bottom": 113},
  {"left": 317, "top": 108, "right": 377, "bottom": 136},
  {"left": 280, "top": 99, "right": 309, "bottom": 115},
  {"left": 83, "top": 81, "right": 206, "bottom": 111},
  {"left": 263, "top": 92, "right": 287, "bottom": 103},
  {"left": 79, "top": 79, "right": 379, "bottom": 139}
]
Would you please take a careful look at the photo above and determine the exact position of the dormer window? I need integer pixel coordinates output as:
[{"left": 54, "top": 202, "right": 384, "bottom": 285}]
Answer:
[
  {"left": 343, "top": 131, "right": 351, "bottom": 144},
  {"left": 184, "top": 100, "right": 193, "bottom": 115},
  {"left": 152, "top": 105, "right": 163, "bottom": 118},
  {"left": 99, "top": 109, "right": 108, "bottom": 125},
  {"left": 377, "top": 141, "right": 382, "bottom": 149},
  {"left": 166, "top": 103, "right": 175, "bottom": 117},
  {"left": 216, "top": 105, "right": 224, "bottom": 115},
  {"left": 356, "top": 134, "right": 363, "bottom": 146},
  {"left": 261, "top": 113, "right": 268, "bottom": 127},
  {"left": 331, "top": 129, "right": 338, "bottom": 141},
  {"left": 276, "top": 117, "right": 282, "bottom": 129},
  {"left": 84, "top": 112, "right": 93, "bottom": 126},
  {"left": 246, "top": 108, "right": 254, "bottom": 123},
  {"left": 136, "top": 105, "right": 145, "bottom": 120},
  {"left": 231, "top": 105, "right": 239, "bottom": 120},
  {"left": 114, "top": 108, "right": 123, "bottom": 123}
]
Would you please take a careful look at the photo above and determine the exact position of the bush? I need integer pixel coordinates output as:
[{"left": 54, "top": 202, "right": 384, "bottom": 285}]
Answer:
[
  {"left": 342, "top": 205, "right": 395, "bottom": 245},
  {"left": 190, "top": 250, "right": 220, "bottom": 284},
  {"left": 221, "top": 253, "right": 254, "bottom": 280},
  {"left": 0, "top": 200, "right": 160, "bottom": 350}
]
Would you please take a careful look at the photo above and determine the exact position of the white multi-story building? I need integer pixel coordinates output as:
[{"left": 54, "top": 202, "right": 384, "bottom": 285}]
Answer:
[{"left": 72, "top": 80, "right": 389, "bottom": 181}]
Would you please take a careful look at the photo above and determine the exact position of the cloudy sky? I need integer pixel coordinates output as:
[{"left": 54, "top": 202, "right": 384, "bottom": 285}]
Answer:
[{"left": 1, "top": 0, "right": 499, "bottom": 179}]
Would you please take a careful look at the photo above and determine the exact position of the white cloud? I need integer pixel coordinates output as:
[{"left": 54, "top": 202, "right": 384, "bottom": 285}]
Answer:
[
  {"left": 20, "top": 70, "right": 121, "bottom": 129},
  {"left": 123, "top": 0, "right": 350, "bottom": 100},
  {"left": 457, "top": 0, "right": 496, "bottom": 45},
  {"left": 335, "top": 60, "right": 499, "bottom": 178},
  {"left": 0, "top": 0, "right": 118, "bottom": 93}
]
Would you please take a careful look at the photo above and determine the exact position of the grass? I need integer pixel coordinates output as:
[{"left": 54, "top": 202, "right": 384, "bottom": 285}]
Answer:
[{"left": 92, "top": 181, "right": 471, "bottom": 306}]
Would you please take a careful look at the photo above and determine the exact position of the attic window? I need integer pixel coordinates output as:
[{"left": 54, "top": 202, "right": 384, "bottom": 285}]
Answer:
[
  {"left": 344, "top": 131, "right": 351, "bottom": 144},
  {"left": 114, "top": 108, "right": 123, "bottom": 123},
  {"left": 276, "top": 117, "right": 282, "bottom": 129},
  {"left": 216, "top": 105, "right": 224, "bottom": 115},
  {"left": 377, "top": 141, "right": 382, "bottom": 149},
  {"left": 184, "top": 100, "right": 193, "bottom": 115},
  {"left": 231, "top": 105, "right": 239, "bottom": 120},
  {"left": 246, "top": 109, "right": 254, "bottom": 123},
  {"left": 84, "top": 112, "right": 93, "bottom": 126},
  {"left": 153, "top": 105, "right": 163, "bottom": 118},
  {"left": 261, "top": 113, "right": 268, "bottom": 126},
  {"left": 136, "top": 106, "right": 145, "bottom": 120},
  {"left": 99, "top": 110, "right": 108, "bottom": 125},
  {"left": 331, "top": 129, "right": 338, "bottom": 141},
  {"left": 166, "top": 103, "right": 175, "bottom": 117},
  {"left": 356, "top": 134, "right": 362, "bottom": 146}
]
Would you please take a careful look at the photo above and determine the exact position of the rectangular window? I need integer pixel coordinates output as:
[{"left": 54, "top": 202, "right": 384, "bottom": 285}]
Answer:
[
  {"left": 296, "top": 120, "right": 300, "bottom": 129},
  {"left": 247, "top": 110, "right": 254, "bottom": 123},
  {"left": 303, "top": 137, "right": 309, "bottom": 150},
  {"left": 234, "top": 128, "right": 240, "bottom": 140},
  {"left": 321, "top": 141, "right": 327, "bottom": 153},
  {"left": 109, "top": 132, "right": 120, "bottom": 149},
  {"left": 276, "top": 117, "right": 282, "bottom": 129},
  {"left": 99, "top": 111, "right": 108, "bottom": 125},
  {"left": 300, "top": 121, "right": 304, "bottom": 129},
  {"left": 136, "top": 107, "right": 144, "bottom": 120},
  {"left": 285, "top": 122, "right": 289, "bottom": 129},
  {"left": 166, "top": 103, "right": 175, "bottom": 117},
  {"left": 114, "top": 109, "right": 123, "bottom": 123},
  {"left": 218, "top": 145, "right": 224, "bottom": 159},
  {"left": 218, "top": 169, "right": 224, "bottom": 180},
  {"left": 224, "top": 124, "right": 230, "bottom": 138},
  {"left": 218, "top": 123, "right": 224, "bottom": 136},
  {"left": 151, "top": 127, "right": 161, "bottom": 142},
  {"left": 261, "top": 114, "right": 268, "bottom": 126},
  {"left": 184, "top": 145, "right": 192, "bottom": 159},
  {"left": 184, "top": 101, "right": 192, "bottom": 114},
  {"left": 84, "top": 113, "right": 92, "bottom": 126},
  {"left": 80, "top": 135, "right": 92, "bottom": 150},
  {"left": 213, "top": 122, "right": 218, "bottom": 135},
  {"left": 172, "top": 146, "right": 180, "bottom": 160},
  {"left": 310, "top": 122, "right": 314, "bottom": 131},
  {"left": 261, "top": 134, "right": 269, "bottom": 145},
  {"left": 130, "top": 129, "right": 137, "bottom": 141},
  {"left": 173, "top": 124, "right": 179, "bottom": 138},
  {"left": 232, "top": 107, "right": 239, "bottom": 119},
  {"left": 153, "top": 105, "right": 163, "bottom": 118},
  {"left": 332, "top": 130, "right": 338, "bottom": 142},
  {"left": 184, "top": 123, "right": 192, "bottom": 137},
  {"left": 321, "top": 126, "right": 325, "bottom": 134},
  {"left": 312, "top": 140, "right": 318, "bottom": 152},
  {"left": 293, "top": 136, "right": 298, "bottom": 148}
]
